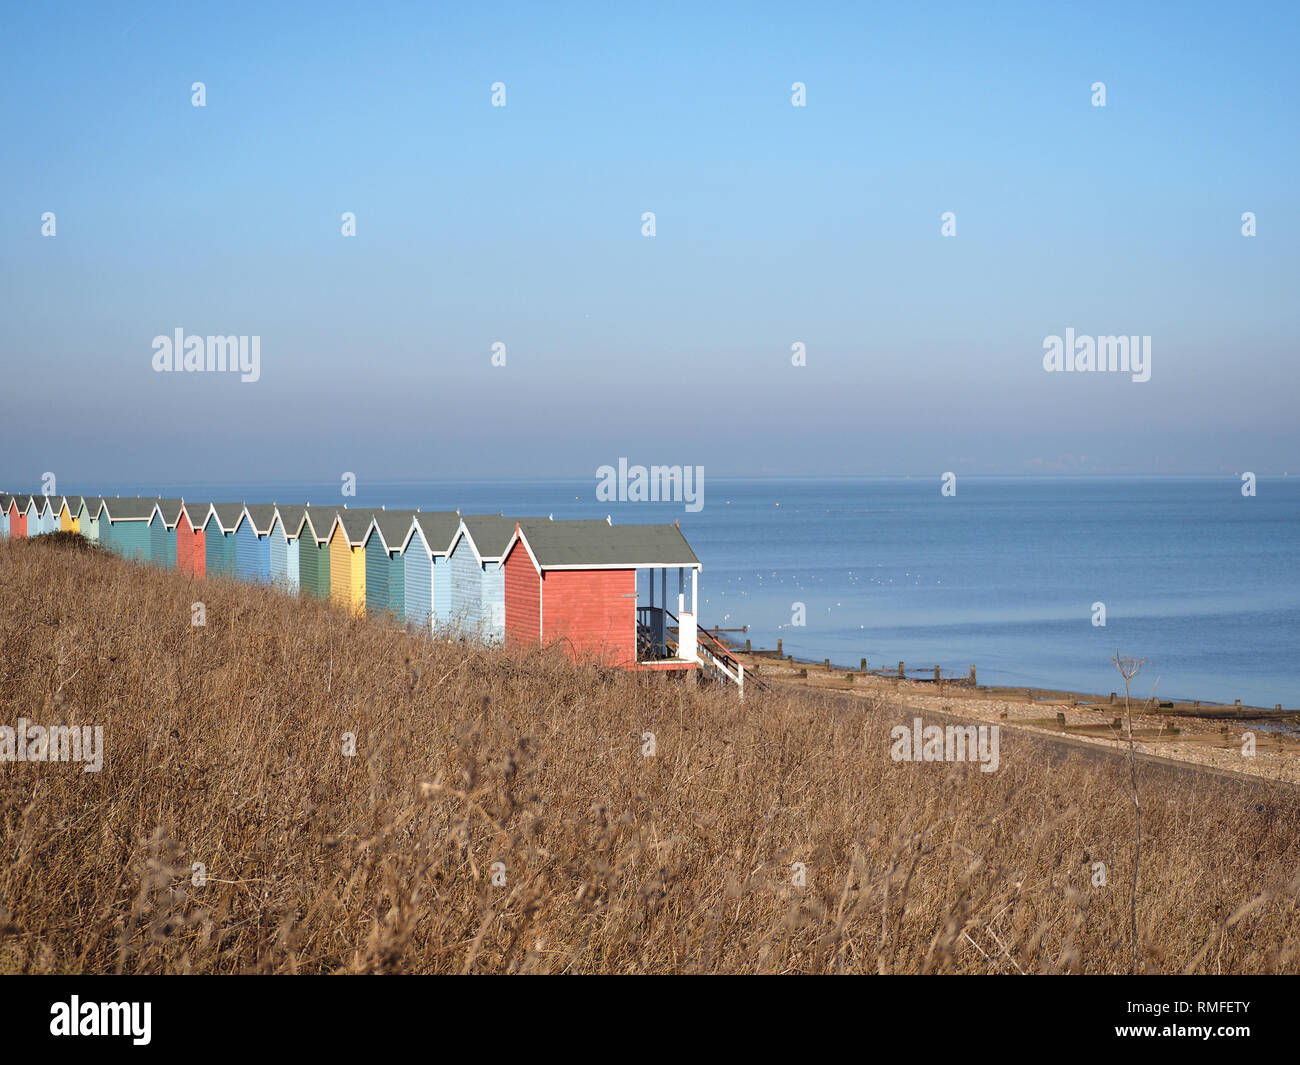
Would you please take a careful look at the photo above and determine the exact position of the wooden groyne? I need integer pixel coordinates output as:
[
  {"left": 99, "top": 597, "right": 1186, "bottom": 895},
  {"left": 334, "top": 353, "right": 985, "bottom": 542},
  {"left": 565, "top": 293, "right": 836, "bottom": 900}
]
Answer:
[{"left": 720, "top": 632, "right": 1296, "bottom": 723}]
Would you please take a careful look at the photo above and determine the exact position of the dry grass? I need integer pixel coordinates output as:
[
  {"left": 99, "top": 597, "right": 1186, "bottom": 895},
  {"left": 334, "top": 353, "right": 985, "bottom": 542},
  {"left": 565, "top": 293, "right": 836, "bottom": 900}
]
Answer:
[{"left": 1, "top": 535, "right": 1298, "bottom": 974}]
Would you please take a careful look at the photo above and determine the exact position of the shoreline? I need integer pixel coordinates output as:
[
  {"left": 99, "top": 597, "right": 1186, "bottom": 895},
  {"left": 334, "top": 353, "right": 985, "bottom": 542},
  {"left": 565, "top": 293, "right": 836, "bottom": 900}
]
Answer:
[
  {"left": 729, "top": 643, "right": 1298, "bottom": 722},
  {"left": 732, "top": 649, "right": 1300, "bottom": 786}
]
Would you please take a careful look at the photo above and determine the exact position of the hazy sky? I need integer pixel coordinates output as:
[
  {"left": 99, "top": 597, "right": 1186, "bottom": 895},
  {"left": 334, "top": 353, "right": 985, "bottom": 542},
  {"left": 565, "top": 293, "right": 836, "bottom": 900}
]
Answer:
[{"left": 2, "top": 1, "right": 1296, "bottom": 486}]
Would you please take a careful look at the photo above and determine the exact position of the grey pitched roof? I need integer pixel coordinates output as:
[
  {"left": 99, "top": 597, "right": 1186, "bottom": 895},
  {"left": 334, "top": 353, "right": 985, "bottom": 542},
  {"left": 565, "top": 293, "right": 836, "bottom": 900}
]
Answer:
[
  {"left": 150, "top": 498, "right": 185, "bottom": 525},
  {"left": 334, "top": 508, "right": 378, "bottom": 545},
  {"left": 407, "top": 511, "right": 462, "bottom": 555},
  {"left": 460, "top": 514, "right": 542, "bottom": 560},
  {"left": 515, "top": 519, "right": 700, "bottom": 569},
  {"left": 179, "top": 501, "right": 209, "bottom": 527},
  {"left": 102, "top": 498, "right": 157, "bottom": 521},
  {"left": 243, "top": 504, "right": 278, "bottom": 534},
  {"left": 367, "top": 509, "right": 419, "bottom": 551},
  {"left": 204, "top": 502, "right": 245, "bottom": 532},
  {"left": 297, "top": 505, "right": 340, "bottom": 543},
  {"left": 274, "top": 504, "right": 307, "bottom": 537}
]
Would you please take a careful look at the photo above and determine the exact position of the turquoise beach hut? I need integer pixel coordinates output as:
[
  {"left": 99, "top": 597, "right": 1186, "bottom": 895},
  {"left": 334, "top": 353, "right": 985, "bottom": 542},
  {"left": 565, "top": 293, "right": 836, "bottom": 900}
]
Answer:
[
  {"left": 202, "top": 503, "right": 242, "bottom": 578},
  {"left": 362, "top": 509, "right": 419, "bottom": 619},
  {"left": 101, "top": 498, "right": 155, "bottom": 560},
  {"left": 147, "top": 499, "right": 183, "bottom": 568}
]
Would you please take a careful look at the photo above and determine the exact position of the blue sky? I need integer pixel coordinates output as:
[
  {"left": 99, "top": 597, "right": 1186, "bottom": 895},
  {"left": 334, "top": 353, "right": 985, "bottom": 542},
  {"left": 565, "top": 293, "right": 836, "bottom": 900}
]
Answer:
[{"left": 1, "top": 0, "right": 1296, "bottom": 484}]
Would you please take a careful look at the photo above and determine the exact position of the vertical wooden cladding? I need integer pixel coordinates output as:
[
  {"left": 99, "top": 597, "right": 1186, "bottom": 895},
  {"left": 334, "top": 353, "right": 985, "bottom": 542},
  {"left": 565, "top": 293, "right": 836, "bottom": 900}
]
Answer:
[
  {"left": 176, "top": 506, "right": 206, "bottom": 577},
  {"left": 299, "top": 530, "right": 329, "bottom": 598},
  {"left": 268, "top": 517, "right": 288, "bottom": 585},
  {"left": 403, "top": 526, "right": 434, "bottom": 631},
  {"left": 148, "top": 513, "right": 176, "bottom": 568},
  {"left": 296, "top": 508, "right": 334, "bottom": 601},
  {"left": 402, "top": 513, "right": 459, "bottom": 632},
  {"left": 5, "top": 499, "right": 22, "bottom": 538},
  {"left": 114, "top": 520, "right": 150, "bottom": 561},
  {"left": 92, "top": 503, "right": 109, "bottom": 551},
  {"left": 202, "top": 507, "right": 240, "bottom": 577},
  {"left": 147, "top": 502, "right": 181, "bottom": 568},
  {"left": 329, "top": 524, "right": 365, "bottom": 616},
  {"left": 363, "top": 527, "right": 390, "bottom": 616},
  {"left": 448, "top": 536, "right": 507, "bottom": 643},
  {"left": 449, "top": 535, "right": 482, "bottom": 635},
  {"left": 503, "top": 541, "right": 541, "bottom": 647},
  {"left": 542, "top": 568, "right": 637, "bottom": 667},
  {"left": 76, "top": 499, "right": 101, "bottom": 542},
  {"left": 235, "top": 507, "right": 273, "bottom": 583},
  {"left": 268, "top": 513, "right": 301, "bottom": 592},
  {"left": 388, "top": 551, "right": 404, "bottom": 617}
]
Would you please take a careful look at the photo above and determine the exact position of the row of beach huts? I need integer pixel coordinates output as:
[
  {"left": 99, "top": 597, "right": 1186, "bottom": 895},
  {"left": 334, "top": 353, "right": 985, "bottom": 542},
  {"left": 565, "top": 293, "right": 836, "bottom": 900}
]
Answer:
[{"left": 0, "top": 491, "right": 745, "bottom": 686}]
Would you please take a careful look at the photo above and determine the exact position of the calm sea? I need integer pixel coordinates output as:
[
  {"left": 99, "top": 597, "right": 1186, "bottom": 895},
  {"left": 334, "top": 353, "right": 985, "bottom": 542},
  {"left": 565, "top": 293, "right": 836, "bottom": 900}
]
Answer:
[{"left": 86, "top": 476, "right": 1299, "bottom": 708}]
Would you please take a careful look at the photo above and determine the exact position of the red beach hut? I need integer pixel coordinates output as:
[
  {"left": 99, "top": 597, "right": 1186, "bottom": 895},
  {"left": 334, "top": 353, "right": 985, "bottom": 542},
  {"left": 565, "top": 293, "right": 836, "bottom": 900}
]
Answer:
[
  {"left": 176, "top": 501, "right": 208, "bottom": 577},
  {"left": 501, "top": 518, "right": 702, "bottom": 669}
]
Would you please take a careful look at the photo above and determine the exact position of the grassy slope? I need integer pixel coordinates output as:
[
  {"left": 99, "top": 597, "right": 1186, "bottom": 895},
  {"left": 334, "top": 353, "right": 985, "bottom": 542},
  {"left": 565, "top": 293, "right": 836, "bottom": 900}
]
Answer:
[{"left": 0, "top": 535, "right": 1297, "bottom": 974}]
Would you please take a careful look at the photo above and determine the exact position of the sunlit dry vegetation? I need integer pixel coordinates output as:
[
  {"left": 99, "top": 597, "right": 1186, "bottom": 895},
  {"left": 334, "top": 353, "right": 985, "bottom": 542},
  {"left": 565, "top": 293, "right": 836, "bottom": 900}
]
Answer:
[{"left": 1, "top": 534, "right": 1297, "bottom": 973}]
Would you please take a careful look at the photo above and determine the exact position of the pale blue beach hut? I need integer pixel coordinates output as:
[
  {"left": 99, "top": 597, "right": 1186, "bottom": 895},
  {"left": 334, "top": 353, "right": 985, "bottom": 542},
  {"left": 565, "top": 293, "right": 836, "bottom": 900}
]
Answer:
[
  {"left": 269, "top": 504, "right": 305, "bottom": 591},
  {"left": 400, "top": 511, "right": 461, "bottom": 632},
  {"left": 447, "top": 514, "right": 525, "bottom": 642}
]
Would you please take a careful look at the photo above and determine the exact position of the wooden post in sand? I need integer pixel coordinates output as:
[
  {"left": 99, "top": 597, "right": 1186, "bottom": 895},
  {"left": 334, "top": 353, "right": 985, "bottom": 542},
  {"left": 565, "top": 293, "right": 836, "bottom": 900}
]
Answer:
[
  {"left": 933, "top": 665, "right": 940, "bottom": 683},
  {"left": 969, "top": 665, "right": 977, "bottom": 686},
  {"left": 776, "top": 638, "right": 783, "bottom": 657},
  {"left": 745, "top": 639, "right": 751, "bottom": 653},
  {"left": 898, "top": 661, "right": 905, "bottom": 679},
  {"left": 861, "top": 658, "right": 867, "bottom": 672}
]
